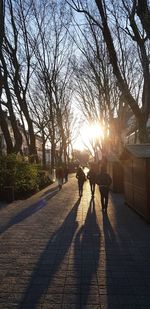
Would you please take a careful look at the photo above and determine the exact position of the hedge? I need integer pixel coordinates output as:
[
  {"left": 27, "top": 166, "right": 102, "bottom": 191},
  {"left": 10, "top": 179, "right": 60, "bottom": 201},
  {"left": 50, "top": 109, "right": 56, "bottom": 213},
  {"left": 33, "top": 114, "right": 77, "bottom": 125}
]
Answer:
[{"left": 0, "top": 154, "right": 52, "bottom": 199}]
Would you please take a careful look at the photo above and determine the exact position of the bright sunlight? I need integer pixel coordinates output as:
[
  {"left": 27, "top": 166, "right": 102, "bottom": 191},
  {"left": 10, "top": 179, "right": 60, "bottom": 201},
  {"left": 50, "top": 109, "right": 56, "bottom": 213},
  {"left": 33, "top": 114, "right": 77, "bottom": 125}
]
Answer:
[{"left": 74, "top": 122, "right": 104, "bottom": 151}]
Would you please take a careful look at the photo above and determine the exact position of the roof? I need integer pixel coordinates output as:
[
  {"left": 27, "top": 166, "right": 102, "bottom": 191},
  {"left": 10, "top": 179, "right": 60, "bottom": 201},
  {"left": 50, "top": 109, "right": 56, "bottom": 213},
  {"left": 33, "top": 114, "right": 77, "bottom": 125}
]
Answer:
[{"left": 120, "top": 144, "right": 150, "bottom": 160}]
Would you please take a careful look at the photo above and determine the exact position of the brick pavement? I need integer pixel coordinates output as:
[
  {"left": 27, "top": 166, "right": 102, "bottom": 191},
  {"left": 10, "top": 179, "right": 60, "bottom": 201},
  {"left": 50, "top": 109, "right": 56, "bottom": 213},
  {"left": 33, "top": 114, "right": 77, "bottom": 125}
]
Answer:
[{"left": 0, "top": 174, "right": 150, "bottom": 309}]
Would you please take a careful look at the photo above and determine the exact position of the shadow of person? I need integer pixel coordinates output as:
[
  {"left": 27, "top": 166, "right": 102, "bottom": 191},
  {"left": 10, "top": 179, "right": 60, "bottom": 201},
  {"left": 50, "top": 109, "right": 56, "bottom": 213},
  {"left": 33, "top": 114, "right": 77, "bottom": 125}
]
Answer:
[
  {"left": 102, "top": 210, "right": 117, "bottom": 244},
  {"left": 20, "top": 198, "right": 80, "bottom": 308},
  {"left": 74, "top": 197, "right": 101, "bottom": 308},
  {"left": 0, "top": 199, "right": 47, "bottom": 234},
  {"left": 41, "top": 185, "right": 58, "bottom": 196},
  {"left": 0, "top": 188, "right": 61, "bottom": 235},
  {"left": 102, "top": 210, "right": 125, "bottom": 308}
]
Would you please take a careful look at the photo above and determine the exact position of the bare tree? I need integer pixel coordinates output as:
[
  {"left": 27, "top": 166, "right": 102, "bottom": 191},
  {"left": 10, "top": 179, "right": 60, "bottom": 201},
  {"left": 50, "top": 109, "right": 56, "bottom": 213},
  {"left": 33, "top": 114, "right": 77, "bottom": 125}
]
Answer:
[
  {"left": 0, "top": 0, "right": 13, "bottom": 154},
  {"left": 0, "top": 0, "right": 23, "bottom": 154},
  {"left": 30, "top": 0, "right": 75, "bottom": 166},
  {"left": 27, "top": 1, "right": 72, "bottom": 168},
  {"left": 0, "top": 0, "right": 39, "bottom": 160},
  {"left": 66, "top": 0, "right": 150, "bottom": 143},
  {"left": 70, "top": 12, "right": 125, "bottom": 154},
  {"left": 29, "top": 90, "right": 50, "bottom": 167}
]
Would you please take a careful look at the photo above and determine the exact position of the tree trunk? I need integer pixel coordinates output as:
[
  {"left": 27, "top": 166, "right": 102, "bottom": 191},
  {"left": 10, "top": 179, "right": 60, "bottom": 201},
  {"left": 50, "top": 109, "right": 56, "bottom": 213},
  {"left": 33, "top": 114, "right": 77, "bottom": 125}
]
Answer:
[
  {"left": 41, "top": 129, "right": 46, "bottom": 168},
  {"left": 42, "top": 141, "right": 46, "bottom": 168},
  {"left": 51, "top": 139, "right": 55, "bottom": 170},
  {"left": 0, "top": 0, "right": 4, "bottom": 47},
  {"left": 14, "top": 85, "right": 38, "bottom": 161},
  {"left": 63, "top": 137, "right": 67, "bottom": 164},
  {"left": 137, "top": 0, "right": 150, "bottom": 39},
  {"left": 0, "top": 51, "right": 23, "bottom": 153},
  {"left": 28, "top": 123, "right": 38, "bottom": 163},
  {"left": 0, "top": 107, "right": 13, "bottom": 153},
  {"left": 95, "top": 0, "right": 147, "bottom": 142}
]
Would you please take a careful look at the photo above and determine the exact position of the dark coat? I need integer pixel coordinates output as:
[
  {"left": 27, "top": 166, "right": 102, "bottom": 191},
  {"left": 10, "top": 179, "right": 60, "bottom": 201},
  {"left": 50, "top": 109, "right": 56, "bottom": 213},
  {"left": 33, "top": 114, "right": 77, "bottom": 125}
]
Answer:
[
  {"left": 96, "top": 172, "right": 112, "bottom": 187},
  {"left": 76, "top": 168, "right": 86, "bottom": 184},
  {"left": 87, "top": 170, "right": 97, "bottom": 184},
  {"left": 56, "top": 167, "right": 64, "bottom": 179}
]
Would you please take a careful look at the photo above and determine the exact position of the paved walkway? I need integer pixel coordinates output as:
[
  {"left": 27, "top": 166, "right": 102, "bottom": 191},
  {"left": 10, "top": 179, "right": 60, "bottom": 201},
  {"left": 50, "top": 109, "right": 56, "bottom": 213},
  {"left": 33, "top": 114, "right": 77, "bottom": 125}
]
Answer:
[{"left": 0, "top": 174, "right": 150, "bottom": 309}]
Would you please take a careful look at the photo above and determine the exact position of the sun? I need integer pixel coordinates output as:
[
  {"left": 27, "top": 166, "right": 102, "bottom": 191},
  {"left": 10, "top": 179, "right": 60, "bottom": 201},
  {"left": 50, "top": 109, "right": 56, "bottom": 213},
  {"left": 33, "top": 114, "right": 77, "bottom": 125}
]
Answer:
[
  {"left": 74, "top": 122, "right": 104, "bottom": 151},
  {"left": 80, "top": 123, "right": 104, "bottom": 143},
  {"left": 88, "top": 123, "right": 104, "bottom": 140}
]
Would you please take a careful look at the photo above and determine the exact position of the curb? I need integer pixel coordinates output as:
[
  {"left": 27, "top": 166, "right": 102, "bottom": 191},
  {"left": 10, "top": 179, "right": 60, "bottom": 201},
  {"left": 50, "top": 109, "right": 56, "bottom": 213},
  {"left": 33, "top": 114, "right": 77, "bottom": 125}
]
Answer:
[{"left": 0, "top": 182, "right": 59, "bottom": 210}]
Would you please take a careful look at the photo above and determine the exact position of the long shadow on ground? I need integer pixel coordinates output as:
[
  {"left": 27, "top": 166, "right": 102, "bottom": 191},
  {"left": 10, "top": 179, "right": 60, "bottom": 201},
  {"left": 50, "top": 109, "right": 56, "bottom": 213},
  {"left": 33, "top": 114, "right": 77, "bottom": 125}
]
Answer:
[
  {"left": 101, "top": 193, "right": 149, "bottom": 308},
  {"left": 74, "top": 197, "right": 101, "bottom": 308},
  {"left": 0, "top": 199, "right": 46, "bottom": 235},
  {"left": 19, "top": 198, "right": 80, "bottom": 308},
  {"left": 41, "top": 185, "right": 59, "bottom": 197},
  {"left": 0, "top": 189, "right": 59, "bottom": 235}
]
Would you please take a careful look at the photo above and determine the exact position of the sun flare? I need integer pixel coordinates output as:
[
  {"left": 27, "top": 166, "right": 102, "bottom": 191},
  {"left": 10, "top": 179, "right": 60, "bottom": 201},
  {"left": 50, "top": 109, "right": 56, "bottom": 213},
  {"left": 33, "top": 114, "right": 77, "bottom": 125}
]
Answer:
[
  {"left": 74, "top": 122, "right": 104, "bottom": 151},
  {"left": 88, "top": 123, "right": 104, "bottom": 140}
]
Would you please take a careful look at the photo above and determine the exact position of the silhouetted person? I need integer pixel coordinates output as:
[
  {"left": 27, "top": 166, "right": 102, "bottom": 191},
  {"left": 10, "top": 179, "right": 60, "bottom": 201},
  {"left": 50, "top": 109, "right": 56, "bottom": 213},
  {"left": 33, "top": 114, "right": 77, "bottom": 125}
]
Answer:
[
  {"left": 56, "top": 166, "right": 64, "bottom": 190},
  {"left": 76, "top": 166, "right": 86, "bottom": 197},
  {"left": 87, "top": 164, "right": 97, "bottom": 197},
  {"left": 64, "top": 165, "right": 69, "bottom": 182},
  {"left": 97, "top": 166, "right": 112, "bottom": 212}
]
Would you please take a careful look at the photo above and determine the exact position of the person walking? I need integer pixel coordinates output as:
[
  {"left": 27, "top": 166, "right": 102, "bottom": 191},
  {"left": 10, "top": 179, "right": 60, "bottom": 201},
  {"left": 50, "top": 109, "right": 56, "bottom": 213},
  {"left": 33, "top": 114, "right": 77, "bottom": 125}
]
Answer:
[
  {"left": 64, "top": 165, "right": 69, "bottom": 182},
  {"left": 56, "top": 166, "right": 64, "bottom": 190},
  {"left": 97, "top": 166, "right": 112, "bottom": 212},
  {"left": 76, "top": 166, "right": 86, "bottom": 197},
  {"left": 87, "top": 164, "right": 97, "bottom": 197}
]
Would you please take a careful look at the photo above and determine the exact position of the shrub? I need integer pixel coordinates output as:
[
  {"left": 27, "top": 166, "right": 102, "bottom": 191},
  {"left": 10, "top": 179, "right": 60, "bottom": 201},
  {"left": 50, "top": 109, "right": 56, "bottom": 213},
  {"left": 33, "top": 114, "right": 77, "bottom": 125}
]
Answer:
[
  {"left": 0, "top": 154, "right": 19, "bottom": 187},
  {"left": 0, "top": 155, "right": 38, "bottom": 199},
  {"left": 0, "top": 154, "right": 53, "bottom": 200},
  {"left": 15, "top": 162, "right": 39, "bottom": 195},
  {"left": 37, "top": 170, "right": 52, "bottom": 189}
]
